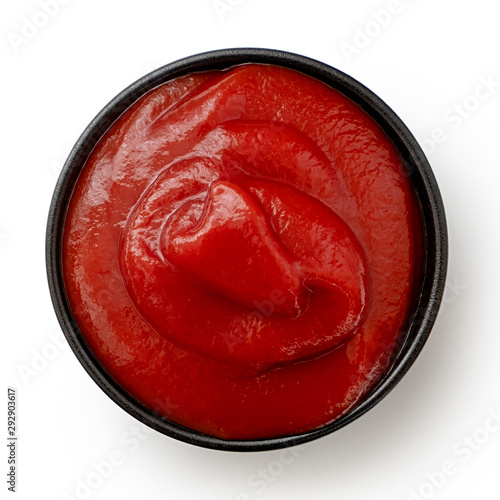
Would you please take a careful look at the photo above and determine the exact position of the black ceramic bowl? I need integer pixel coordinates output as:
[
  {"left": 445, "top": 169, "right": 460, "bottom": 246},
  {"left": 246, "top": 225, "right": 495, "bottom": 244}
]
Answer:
[{"left": 46, "top": 48, "right": 447, "bottom": 452}]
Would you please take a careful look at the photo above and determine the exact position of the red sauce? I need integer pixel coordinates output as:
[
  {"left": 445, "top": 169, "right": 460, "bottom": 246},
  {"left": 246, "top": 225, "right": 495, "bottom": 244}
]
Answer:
[{"left": 63, "top": 64, "right": 422, "bottom": 439}]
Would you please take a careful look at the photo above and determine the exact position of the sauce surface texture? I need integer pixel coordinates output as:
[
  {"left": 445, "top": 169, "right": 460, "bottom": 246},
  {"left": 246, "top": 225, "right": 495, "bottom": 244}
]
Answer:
[{"left": 63, "top": 64, "right": 422, "bottom": 439}]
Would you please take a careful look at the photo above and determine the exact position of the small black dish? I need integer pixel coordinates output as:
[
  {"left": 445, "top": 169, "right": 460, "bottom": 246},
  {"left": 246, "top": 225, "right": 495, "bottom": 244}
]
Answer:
[{"left": 46, "top": 48, "right": 447, "bottom": 452}]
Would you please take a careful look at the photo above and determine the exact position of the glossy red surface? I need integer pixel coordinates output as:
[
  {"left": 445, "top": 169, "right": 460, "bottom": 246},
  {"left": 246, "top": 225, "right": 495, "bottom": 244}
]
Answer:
[{"left": 63, "top": 64, "right": 422, "bottom": 439}]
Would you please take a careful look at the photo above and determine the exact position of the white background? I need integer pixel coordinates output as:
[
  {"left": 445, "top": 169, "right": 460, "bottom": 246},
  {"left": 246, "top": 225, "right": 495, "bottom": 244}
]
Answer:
[{"left": 2, "top": 0, "right": 500, "bottom": 499}]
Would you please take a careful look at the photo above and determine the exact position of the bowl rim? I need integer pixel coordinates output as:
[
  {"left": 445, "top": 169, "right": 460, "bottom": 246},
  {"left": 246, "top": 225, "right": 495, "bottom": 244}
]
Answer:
[{"left": 46, "top": 47, "right": 448, "bottom": 452}]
